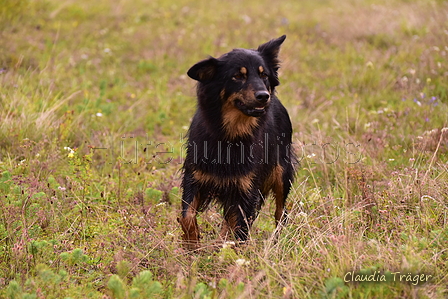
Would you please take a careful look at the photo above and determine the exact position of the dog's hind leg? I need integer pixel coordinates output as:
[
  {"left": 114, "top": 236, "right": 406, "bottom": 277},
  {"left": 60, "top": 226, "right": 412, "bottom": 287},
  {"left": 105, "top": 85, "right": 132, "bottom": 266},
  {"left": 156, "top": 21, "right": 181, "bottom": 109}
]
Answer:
[
  {"left": 274, "top": 184, "right": 288, "bottom": 227},
  {"left": 270, "top": 165, "right": 288, "bottom": 226}
]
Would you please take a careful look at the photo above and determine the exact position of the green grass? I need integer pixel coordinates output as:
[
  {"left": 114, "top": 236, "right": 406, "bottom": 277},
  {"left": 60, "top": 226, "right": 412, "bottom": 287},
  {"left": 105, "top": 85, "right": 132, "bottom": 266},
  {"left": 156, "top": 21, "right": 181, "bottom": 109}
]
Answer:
[{"left": 1, "top": 0, "right": 447, "bottom": 297}]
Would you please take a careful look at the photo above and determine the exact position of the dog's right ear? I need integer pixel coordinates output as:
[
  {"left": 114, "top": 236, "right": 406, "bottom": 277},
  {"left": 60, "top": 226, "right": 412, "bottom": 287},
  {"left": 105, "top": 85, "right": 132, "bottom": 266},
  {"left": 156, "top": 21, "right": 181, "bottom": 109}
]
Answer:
[{"left": 187, "top": 57, "right": 219, "bottom": 82}]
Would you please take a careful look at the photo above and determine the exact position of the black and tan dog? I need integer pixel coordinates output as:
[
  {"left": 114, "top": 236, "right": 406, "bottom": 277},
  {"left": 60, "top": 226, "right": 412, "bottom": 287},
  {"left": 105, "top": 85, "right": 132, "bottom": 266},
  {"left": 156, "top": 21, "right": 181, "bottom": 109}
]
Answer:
[{"left": 179, "top": 35, "right": 295, "bottom": 249}]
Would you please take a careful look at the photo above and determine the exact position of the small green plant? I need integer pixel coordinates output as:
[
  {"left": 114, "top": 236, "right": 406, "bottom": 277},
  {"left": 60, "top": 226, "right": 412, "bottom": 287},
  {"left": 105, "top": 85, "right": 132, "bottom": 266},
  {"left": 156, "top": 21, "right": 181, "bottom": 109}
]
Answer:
[
  {"left": 107, "top": 270, "right": 163, "bottom": 299},
  {"left": 5, "top": 264, "right": 69, "bottom": 299},
  {"left": 145, "top": 188, "right": 163, "bottom": 203},
  {"left": 320, "top": 277, "right": 349, "bottom": 299},
  {"left": 193, "top": 282, "right": 213, "bottom": 299}
]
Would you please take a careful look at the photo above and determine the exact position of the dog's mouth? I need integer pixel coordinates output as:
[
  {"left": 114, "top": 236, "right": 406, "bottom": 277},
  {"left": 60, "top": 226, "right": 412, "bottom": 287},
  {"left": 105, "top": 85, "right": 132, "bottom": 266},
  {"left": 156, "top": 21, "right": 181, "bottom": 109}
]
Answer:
[{"left": 235, "top": 100, "right": 268, "bottom": 117}]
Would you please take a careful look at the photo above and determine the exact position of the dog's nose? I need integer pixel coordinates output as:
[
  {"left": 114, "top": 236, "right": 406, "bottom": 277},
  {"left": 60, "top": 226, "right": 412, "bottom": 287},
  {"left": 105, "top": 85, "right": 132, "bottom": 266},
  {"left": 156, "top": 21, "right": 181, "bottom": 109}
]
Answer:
[{"left": 255, "top": 91, "right": 270, "bottom": 103}]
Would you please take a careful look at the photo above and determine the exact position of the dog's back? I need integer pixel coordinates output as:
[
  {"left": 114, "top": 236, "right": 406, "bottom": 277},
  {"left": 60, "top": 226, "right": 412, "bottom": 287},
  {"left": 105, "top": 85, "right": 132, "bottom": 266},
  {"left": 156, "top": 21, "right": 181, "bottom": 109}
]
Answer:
[{"left": 180, "top": 36, "right": 294, "bottom": 249}]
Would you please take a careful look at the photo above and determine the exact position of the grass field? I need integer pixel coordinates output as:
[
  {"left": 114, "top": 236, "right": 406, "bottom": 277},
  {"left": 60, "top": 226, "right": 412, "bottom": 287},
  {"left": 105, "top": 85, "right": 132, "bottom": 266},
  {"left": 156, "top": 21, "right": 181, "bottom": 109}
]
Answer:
[{"left": 1, "top": 0, "right": 448, "bottom": 297}]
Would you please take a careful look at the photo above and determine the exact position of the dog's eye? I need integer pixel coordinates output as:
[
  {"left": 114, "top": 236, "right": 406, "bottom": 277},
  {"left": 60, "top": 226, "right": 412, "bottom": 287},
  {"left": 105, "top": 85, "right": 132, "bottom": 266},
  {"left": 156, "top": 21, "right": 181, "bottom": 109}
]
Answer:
[
  {"left": 233, "top": 73, "right": 245, "bottom": 80},
  {"left": 260, "top": 72, "right": 268, "bottom": 80}
]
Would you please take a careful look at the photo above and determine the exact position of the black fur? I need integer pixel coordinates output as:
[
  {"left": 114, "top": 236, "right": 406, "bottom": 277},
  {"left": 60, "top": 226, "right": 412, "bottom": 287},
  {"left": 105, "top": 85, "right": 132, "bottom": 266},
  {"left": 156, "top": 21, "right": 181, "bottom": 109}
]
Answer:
[{"left": 179, "top": 35, "right": 295, "bottom": 249}]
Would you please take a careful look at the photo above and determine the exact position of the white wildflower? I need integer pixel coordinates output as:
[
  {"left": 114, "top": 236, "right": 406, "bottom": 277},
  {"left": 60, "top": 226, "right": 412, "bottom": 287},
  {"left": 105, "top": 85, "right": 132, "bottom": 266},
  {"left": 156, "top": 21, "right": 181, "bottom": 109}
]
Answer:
[
  {"left": 235, "top": 258, "right": 250, "bottom": 266},
  {"left": 222, "top": 241, "right": 235, "bottom": 249},
  {"left": 64, "top": 146, "right": 75, "bottom": 158}
]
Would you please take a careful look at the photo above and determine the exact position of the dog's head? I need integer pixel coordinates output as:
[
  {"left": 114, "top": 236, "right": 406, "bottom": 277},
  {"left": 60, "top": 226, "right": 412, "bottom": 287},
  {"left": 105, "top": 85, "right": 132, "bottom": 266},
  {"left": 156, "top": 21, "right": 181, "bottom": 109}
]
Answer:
[{"left": 188, "top": 35, "right": 286, "bottom": 118}]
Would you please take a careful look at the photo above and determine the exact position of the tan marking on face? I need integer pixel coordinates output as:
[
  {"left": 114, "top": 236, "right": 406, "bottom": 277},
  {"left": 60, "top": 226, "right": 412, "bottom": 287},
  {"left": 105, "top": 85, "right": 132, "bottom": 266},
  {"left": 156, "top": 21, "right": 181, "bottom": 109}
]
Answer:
[
  {"left": 240, "top": 67, "right": 247, "bottom": 75},
  {"left": 222, "top": 104, "right": 259, "bottom": 139},
  {"left": 259, "top": 66, "right": 264, "bottom": 73},
  {"left": 221, "top": 88, "right": 259, "bottom": 139},
  {"left": 220, "top": 88, "right": 226, "bottom": 99},
  {"left": 193, "top": 169, "right": 254, "bottom": 191},
  {"left": 179, "top": 195, "right": 201, "bottom": 250}
]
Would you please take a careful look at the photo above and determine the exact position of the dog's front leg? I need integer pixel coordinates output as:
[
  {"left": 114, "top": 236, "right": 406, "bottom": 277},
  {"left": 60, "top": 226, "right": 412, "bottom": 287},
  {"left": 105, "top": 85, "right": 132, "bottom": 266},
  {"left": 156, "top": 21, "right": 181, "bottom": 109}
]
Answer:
[{"left": 179, "top": 173, "right": 201, "bottom": 250}]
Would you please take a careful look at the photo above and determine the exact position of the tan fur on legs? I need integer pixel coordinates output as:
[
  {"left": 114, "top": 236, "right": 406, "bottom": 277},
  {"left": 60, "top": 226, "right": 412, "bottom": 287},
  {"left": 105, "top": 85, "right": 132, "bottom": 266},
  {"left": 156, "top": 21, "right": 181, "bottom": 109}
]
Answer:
[{"left": 179, "top": 196, "right": 201, "bottom": 250}]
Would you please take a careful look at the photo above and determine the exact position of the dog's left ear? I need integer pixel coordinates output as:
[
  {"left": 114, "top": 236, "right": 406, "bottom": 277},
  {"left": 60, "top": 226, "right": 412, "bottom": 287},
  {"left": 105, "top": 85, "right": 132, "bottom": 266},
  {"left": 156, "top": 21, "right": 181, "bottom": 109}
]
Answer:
[{"left": 257, "top": 35, "right": 286, "bottom": 86}]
